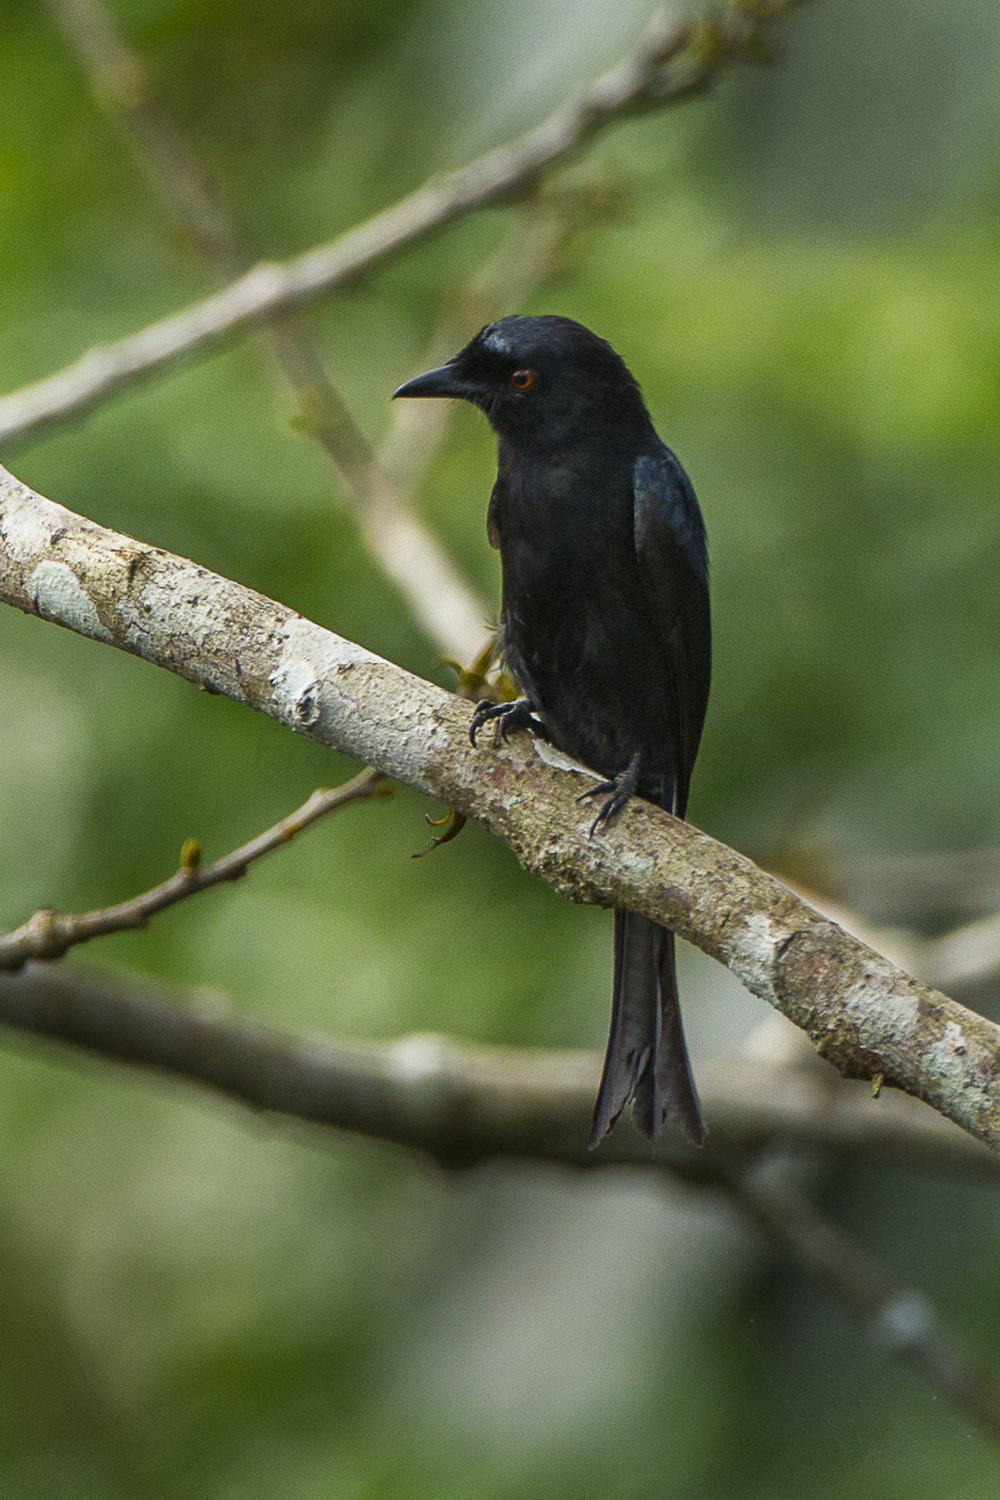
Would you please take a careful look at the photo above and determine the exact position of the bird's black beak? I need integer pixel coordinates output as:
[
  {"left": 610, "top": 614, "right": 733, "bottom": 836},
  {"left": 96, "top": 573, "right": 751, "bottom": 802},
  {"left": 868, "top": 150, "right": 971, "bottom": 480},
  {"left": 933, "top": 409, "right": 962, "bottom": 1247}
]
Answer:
[{"left": 392, "top": 361, "right": 471, "bottom": 401}]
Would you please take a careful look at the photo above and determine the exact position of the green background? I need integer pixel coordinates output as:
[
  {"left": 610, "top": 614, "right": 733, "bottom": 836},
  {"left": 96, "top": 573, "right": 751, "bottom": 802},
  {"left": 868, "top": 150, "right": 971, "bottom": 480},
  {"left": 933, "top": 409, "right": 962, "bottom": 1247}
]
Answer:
[{"left": 1, "top": 0, "right": 999, "bottom": 1494}]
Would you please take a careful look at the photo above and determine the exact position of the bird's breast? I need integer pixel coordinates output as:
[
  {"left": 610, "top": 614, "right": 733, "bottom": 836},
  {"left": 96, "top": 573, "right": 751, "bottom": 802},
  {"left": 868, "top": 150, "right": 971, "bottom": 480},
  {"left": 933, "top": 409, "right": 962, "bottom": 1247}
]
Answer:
[{"left": 493, "top": 462, "right": 671, "bottom": 779}]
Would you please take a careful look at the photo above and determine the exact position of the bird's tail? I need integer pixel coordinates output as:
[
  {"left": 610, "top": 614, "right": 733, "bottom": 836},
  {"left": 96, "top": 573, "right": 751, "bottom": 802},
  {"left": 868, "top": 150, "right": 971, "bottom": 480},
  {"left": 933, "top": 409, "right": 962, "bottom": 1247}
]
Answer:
[{"left": 589, "top": 910, "right": 704, "bottom": 1148}]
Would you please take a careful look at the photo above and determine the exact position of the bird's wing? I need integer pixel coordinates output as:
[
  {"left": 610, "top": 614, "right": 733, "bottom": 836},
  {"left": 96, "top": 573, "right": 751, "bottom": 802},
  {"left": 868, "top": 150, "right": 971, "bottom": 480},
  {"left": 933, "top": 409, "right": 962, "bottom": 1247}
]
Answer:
[
  {"left": 486, "top": 481, "right": 502, "bottom": 550},
  {"left": 632, "top": 449, "right": 711, "bottom": 817}
]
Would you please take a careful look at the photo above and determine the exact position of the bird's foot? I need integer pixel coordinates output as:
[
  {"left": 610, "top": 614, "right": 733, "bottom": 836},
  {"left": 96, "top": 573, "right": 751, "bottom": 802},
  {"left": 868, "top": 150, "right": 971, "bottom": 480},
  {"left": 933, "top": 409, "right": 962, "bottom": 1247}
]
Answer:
[
  {"left": 469, "top": 697, "right": 548, "bottom": 748},
  {"left": 577, "top": 751, "right": 642, "bottom": 836}
]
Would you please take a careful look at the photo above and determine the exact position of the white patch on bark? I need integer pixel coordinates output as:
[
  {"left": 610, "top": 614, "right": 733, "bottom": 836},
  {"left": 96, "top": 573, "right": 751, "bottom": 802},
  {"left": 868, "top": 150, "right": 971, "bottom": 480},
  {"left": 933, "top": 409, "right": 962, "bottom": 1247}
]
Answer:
[
  {"left": 839, "top": 979, "right": 919, "bottom": 1038},
  {"left": 942, "top": 1020, "right": 967, "bottom": 1057},
  {"left": 27, "top": 561, "right": 110, "bottom": 642},
  {"left": 922, "top": 1017, "right": 986, "bottom": 1113},
  {"left": 268, "top": 615, "right": 378, "bottom": 730},
  {"left": 533, "top": 739, "right": 597, "bottom": 779},
  {"left": 728, "top": 910, "right": 783, "bottom": 1000},
  {"left": 0, "top": 475, "right": 65, "bottom": 562}
]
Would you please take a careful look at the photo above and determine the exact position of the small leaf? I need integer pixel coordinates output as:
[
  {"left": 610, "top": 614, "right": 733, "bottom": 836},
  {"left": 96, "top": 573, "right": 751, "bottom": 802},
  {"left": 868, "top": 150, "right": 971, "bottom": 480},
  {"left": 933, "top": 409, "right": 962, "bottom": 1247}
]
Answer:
[
  {"left": 180, "top": 838, "right": 202, "bottom": 874},
  {"left": 411, "top": 809, "right": 467, "bottom": 859},
  {"left": 688, "top": 18, "right": 728, "bottom": 69}
]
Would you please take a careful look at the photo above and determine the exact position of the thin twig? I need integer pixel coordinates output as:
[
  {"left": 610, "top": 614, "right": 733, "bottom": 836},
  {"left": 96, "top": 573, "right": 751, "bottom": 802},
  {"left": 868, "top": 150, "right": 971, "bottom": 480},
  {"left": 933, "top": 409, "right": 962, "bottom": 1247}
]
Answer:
[
  {"left": 0, "top": 770, "right": 384, "bottom": 972},
  {"left": 0, "top": 4, "right": 798, "bottom": 448}
]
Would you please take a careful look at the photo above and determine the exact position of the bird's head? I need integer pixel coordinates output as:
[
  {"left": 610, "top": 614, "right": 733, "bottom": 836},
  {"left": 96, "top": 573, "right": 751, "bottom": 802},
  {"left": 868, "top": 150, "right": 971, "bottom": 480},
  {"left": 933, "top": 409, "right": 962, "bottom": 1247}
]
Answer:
[{"left": 393, "top": 315, "right": 652, "bottom": 447}]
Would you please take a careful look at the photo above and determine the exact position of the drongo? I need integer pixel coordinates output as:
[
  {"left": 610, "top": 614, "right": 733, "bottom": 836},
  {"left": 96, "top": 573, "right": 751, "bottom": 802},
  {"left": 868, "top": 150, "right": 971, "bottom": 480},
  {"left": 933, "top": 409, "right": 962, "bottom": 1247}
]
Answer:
[{"left": 395, "top": 315, "right": 710, "bottom": 1146}]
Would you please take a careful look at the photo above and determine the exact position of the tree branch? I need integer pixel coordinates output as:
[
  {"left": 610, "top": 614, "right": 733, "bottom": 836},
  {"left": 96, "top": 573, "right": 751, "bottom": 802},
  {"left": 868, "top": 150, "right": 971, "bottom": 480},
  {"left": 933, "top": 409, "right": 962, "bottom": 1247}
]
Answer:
[
  {"left": 1, "top": 958, "right": 996, "bottom": 1438},
  {"left": 2, "top": 461, "right": 999, "bottom": 1151},
  {"left": 717, "top": 1167, "right": 1000, "bottom": 1439},
  {"left": 0, "top": 4, "right": 796, "bottom": 448},
  {"left": 0, "top": 770, "right": 383, "bottom": 971},
  {"left": 784, "top": 880, "right": 1000, "bottom": 998},
  {"left": 0, "top": 757, "right": 993, "bottom": 1174},
  {"left": 1, "top": 963, "right": 990, "bottom": 1175}
]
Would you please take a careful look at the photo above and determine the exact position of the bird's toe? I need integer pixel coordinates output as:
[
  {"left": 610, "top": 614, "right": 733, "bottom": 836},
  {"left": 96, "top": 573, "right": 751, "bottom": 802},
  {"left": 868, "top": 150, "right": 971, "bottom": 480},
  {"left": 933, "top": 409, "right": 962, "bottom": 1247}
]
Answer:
[{"left": 469, "top": 697, "right": 544, "bottom": 749}]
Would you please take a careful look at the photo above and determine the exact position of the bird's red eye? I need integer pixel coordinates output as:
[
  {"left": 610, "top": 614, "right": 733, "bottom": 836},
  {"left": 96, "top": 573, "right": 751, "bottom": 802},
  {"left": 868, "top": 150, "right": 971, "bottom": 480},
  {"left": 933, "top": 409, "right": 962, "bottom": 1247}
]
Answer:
[{"left": 510, "top": 368, "right": 535, "bottom": 390}]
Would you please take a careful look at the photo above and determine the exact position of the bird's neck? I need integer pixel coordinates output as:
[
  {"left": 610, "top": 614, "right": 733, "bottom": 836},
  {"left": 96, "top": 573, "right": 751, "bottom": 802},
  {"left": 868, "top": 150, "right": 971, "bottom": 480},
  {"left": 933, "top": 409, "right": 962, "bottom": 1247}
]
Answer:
[{"left": 497, "top": 406, "right": 656, "bottom": 471}]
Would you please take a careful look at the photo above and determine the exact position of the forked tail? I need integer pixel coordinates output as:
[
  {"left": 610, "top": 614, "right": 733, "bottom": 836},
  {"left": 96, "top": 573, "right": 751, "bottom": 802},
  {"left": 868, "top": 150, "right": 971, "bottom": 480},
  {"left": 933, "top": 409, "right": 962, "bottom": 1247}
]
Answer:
[{"left": 590, "top": 909, "right": 704, "bottom": 1148}]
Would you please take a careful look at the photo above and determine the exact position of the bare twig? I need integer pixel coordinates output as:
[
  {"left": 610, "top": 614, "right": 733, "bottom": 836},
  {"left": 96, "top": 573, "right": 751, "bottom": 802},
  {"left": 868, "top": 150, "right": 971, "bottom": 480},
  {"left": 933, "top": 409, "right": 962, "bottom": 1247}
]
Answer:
[
  {"left": 717, "top": 1167, "right": 1000, "bottom": 1440},
  {"left": 0, "top": 770, "right": 383, "bottom": 972},
  {"left": 0, "top": 958, "right": 996, "bottom": 1437},
  {"left": 43, "top": 0, "right": 491, "bottom": 661},
  {"left": 0, "top": 4, "right": 797, "bottom": 448},
  {"left": 3, "top": 464, "right": 1000, "bottom": 1151},
  {"left": 42, "top": 0, "right": 238, "bottom": 265}
]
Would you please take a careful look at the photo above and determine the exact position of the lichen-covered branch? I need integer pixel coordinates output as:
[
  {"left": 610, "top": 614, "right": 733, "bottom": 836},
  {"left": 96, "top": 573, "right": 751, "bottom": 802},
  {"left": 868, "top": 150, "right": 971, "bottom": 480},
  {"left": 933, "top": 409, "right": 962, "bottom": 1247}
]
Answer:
[
  {"left": 2, "top": 461, "right": 999, "bottom": 1151},
  {"left": 784, "top": 880, "right": 1000, "bottom": 1000},
  {"left": 0, "top": 5, "right": 796, "bottom": 448},
  {"left": 0, "top": 771, "right": 383, "bottom": 971}
]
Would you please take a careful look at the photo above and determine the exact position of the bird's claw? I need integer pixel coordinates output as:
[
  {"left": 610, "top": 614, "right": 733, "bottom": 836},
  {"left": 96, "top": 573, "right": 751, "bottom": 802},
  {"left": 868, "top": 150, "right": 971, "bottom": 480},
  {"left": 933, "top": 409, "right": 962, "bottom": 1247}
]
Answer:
[
  {"left": 577, "top": 753, "right": 642, "bottom": 837},
  {"left": 469, "top": 697, "right": 548, "bottom": 748}
]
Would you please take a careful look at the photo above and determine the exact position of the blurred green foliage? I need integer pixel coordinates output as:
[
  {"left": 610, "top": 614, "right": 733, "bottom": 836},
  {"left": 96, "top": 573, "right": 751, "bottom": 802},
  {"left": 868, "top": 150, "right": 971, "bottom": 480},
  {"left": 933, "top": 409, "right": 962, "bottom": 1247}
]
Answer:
[{"left": 1, "top": 0, "right": 999, "bottom": 1494}]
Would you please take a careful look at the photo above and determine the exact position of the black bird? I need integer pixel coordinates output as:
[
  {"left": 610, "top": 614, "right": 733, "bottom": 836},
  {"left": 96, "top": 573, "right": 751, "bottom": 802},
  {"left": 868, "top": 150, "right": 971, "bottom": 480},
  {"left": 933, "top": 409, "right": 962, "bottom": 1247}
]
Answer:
[{"left": 394, "top": 315, "right": 710, "bottom": 1146}]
